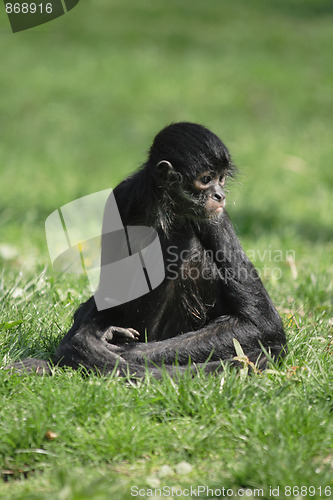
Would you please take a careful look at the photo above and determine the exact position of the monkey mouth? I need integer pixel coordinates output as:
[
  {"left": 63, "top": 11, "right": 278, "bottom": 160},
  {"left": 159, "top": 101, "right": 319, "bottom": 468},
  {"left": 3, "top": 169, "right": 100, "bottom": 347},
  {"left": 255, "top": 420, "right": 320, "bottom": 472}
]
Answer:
[
  {"left": 213, "top": 206, "right": 224, "bottom": 215},
  {"left": 206, "top": 206, "right": 224, "bottom": 220},
  {"left": 207, "top": 200, "right": 225, "bottom": 216}
]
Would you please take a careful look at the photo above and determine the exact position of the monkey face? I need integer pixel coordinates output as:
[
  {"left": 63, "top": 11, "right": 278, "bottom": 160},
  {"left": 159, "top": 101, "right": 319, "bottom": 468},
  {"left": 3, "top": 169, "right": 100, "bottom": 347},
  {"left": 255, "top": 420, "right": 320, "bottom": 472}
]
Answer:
[{"left": 193, "top": 172, "right": 226, "bottom": 217}]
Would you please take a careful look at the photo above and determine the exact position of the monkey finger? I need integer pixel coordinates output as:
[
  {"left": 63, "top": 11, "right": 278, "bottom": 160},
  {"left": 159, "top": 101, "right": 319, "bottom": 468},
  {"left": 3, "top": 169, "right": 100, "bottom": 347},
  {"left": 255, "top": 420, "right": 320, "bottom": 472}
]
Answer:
[
  {"left": 103, "top": 326, "right": 140, "bottom": 344},
  {"left": 126, "top": 328, "right": 141, "bottom": 340}
]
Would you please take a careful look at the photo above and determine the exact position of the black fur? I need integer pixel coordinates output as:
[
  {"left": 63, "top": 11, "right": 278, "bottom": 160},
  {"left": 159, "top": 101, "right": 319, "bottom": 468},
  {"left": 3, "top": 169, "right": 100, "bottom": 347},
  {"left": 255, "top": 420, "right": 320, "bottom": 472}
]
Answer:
[{"left": 9, "top": 123, "right": 287, "bottom": 377}]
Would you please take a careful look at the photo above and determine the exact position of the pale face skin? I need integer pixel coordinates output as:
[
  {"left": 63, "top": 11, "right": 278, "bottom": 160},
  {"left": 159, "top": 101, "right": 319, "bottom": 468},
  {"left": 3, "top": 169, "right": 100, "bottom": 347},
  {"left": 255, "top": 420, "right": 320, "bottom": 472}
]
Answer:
[{"left": 193, "top": 171, "right": 226, "bottom": 216}]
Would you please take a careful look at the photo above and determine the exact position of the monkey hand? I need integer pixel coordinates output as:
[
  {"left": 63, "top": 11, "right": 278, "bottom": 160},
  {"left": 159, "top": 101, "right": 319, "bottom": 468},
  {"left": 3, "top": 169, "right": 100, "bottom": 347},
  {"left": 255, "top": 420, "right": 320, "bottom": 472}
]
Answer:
[{"left": 102, "top": 327, "right": 140, "bottom": 346}]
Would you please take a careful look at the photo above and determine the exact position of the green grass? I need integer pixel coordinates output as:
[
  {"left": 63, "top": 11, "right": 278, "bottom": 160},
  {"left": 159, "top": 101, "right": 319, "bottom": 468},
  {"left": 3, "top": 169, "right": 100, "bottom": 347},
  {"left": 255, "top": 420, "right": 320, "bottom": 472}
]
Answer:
[{"left": 0, "top": 0, "right": 332, "bottom": 498}]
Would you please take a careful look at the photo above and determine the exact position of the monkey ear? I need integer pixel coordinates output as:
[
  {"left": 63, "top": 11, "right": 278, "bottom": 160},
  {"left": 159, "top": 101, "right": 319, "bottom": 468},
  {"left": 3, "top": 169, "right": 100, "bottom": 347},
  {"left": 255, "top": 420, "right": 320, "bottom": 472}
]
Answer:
[{"left": 155, "top": 160, "right": 175, "bottom": 184}]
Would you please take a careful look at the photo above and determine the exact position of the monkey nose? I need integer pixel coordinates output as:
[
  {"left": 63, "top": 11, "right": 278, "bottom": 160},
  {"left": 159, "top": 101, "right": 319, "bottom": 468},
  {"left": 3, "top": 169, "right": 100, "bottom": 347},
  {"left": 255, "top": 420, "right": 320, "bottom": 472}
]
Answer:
[{"left": 213, "top": 192, "right": 225, "bottom": 202}]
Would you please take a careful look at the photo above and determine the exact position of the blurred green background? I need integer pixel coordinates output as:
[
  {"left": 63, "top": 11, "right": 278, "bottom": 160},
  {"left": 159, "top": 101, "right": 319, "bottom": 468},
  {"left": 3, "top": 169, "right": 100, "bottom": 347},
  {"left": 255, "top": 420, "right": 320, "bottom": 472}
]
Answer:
[{"left": 1, "top": 0, "right": 332, "bottom": 271}]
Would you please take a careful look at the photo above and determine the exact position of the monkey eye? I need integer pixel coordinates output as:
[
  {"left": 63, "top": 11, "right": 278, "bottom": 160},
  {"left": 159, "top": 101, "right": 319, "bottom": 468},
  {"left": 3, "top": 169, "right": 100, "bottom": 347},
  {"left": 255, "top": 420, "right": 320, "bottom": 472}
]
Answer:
[
  {"left": 200, "top": 175, "right": 212, "bottom": 184},
  {"left": 219, "top": 175, "right": 225, "bottom": 184}
]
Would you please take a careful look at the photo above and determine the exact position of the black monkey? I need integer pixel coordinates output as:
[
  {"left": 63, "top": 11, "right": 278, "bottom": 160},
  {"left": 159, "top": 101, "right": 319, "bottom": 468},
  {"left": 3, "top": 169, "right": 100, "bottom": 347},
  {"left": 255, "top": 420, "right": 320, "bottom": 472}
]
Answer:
[{"left": 10, "top": 123, "right": 287, "bottom": 376}]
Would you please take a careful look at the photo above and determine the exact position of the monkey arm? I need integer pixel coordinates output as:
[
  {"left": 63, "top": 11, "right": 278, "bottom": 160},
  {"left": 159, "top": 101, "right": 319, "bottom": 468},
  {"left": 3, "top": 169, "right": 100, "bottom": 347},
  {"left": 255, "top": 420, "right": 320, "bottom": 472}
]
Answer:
[{"left": 117, "top": 313, "right": 285, "bottom": 368}]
